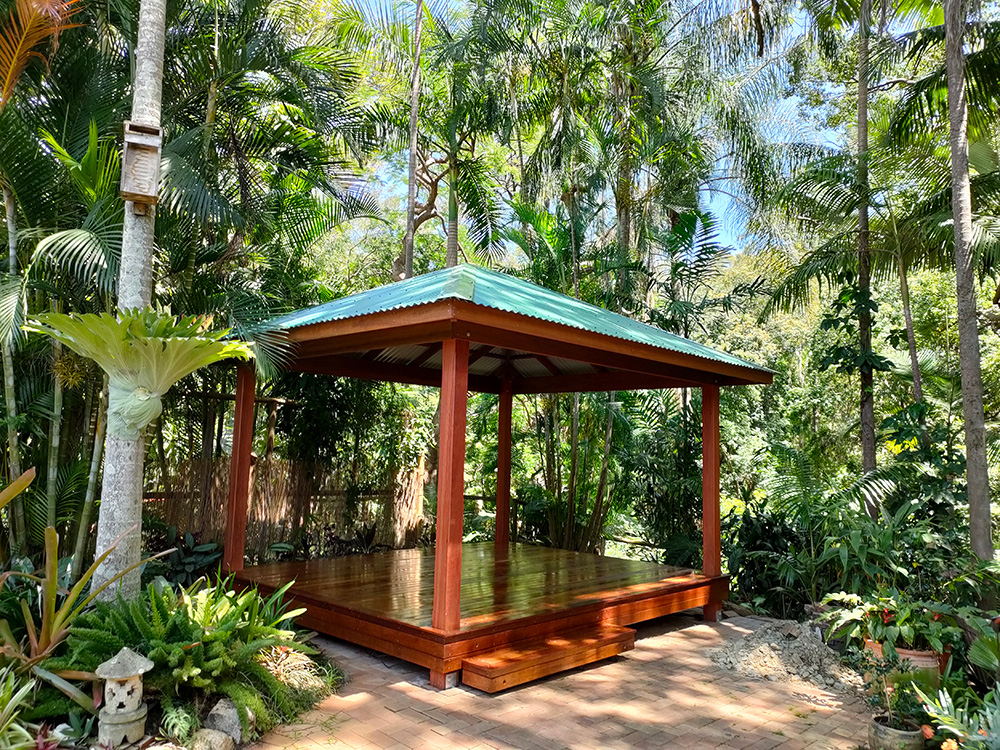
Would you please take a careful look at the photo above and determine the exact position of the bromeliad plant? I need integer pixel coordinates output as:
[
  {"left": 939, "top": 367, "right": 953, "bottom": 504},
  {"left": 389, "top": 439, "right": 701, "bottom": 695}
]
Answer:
[
  {"left": 821, "top": 589, "right": 962, "bottom": 656},
  {"left": 0, "top": 665, "right": 34, "bottom": 750},
  {"left": 0, "top": 467, "right": 169, "bottom": 711}
]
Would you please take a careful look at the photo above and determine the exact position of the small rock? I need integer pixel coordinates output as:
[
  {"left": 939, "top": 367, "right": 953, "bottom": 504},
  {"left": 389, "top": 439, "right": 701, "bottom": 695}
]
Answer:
[
  {"left": 190, "top": 729, "right": 234, "bottom": 750},
  {"left": 204, "top": 699, "right": 251, "bottom": 744},
  {"left": 781, "top": 623, "right": 800, "bottom": 639}
]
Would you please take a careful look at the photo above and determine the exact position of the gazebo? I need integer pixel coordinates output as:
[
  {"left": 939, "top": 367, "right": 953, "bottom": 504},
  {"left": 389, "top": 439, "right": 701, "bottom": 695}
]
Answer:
[{"left": 224, "top": 264, "right": 772, "bottom": 691}]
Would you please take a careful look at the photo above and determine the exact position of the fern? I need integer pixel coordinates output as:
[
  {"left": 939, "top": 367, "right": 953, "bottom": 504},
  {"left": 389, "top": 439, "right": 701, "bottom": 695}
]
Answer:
[
  {"left": 47, "top": 579, "right": 332, "bottom": 740},
  {"left": 159, "top": 697, "right": 199, "bottom": 743},
  {"left": 217, "top": 679, "right": 275, "bottom": 737}
]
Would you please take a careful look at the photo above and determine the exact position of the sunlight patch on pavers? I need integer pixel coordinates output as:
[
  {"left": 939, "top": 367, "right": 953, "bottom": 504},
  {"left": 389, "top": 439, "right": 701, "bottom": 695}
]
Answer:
[{"left": 249, "top": 615, "right": 869, "bottom": 750}]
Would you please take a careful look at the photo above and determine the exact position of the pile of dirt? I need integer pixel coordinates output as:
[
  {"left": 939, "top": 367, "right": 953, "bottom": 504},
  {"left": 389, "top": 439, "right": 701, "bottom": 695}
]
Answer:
[{"left": 710, "top": 619, "right": 863, "bottom": 693}]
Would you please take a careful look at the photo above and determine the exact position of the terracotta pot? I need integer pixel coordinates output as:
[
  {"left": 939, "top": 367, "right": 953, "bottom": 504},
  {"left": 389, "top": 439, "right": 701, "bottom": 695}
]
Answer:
[
  {"left": 868, "top": 716, "right": 925, "bottom": 750},
  {"left": 864, "top": 639, "right": 948, "bottom": 689}
]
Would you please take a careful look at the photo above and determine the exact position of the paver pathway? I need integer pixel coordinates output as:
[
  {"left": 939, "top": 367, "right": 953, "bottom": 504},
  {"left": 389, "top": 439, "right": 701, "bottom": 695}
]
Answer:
[{"left": 252, "top": 614, "right": 870, "bottom": 750}]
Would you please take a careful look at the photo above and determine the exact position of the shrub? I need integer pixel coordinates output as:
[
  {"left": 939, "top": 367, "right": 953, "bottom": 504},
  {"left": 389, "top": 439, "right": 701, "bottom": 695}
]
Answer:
[{"left": 45, "top": 579, "right": 336, "bottom": 738}]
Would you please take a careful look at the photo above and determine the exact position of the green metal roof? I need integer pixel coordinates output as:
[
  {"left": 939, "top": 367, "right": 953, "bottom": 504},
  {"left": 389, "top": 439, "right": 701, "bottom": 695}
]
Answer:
[{"left": 269, "top": 264, "right": 771, "bottom": 375}]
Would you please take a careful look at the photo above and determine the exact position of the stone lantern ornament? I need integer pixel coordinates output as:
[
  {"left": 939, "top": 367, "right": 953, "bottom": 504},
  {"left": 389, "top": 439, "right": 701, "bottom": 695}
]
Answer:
[{"left": 96, "top": 647, "right": 154, "bottom": 748}]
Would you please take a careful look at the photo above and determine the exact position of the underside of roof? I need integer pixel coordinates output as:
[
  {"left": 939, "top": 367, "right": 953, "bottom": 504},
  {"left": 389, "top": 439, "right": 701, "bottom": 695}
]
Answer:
[{"left": 269, "top": 265, "right": 773, "bottom": 392}]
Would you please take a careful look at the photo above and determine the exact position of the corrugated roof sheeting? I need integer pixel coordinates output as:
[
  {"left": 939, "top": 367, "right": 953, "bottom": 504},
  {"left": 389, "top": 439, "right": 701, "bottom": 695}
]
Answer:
[{"left": 267, "top": 265, "right": 772, "bottom": 376}]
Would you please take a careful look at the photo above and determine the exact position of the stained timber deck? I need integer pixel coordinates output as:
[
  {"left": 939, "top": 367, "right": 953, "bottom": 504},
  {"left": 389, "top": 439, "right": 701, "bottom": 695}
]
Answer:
[{"left": 236, "top": 543, "right": 727, "bottom": 677}]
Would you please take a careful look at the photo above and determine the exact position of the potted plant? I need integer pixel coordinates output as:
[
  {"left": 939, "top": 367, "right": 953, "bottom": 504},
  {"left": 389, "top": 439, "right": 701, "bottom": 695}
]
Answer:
[
  {"left": 859, "top": 650, "right": 928, "bottom": 750},
  {"left": 822, "top": 589, "right": 959, "bottom": 687}
]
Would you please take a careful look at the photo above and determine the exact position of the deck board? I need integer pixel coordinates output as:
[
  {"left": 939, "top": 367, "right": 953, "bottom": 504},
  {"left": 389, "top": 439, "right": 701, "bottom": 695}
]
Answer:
[
  {"left": 239, "top": 543, "right": 704, "bottom": 631},
  {"left": 237, "top": 543, "right": 727, "bottom": 677}
]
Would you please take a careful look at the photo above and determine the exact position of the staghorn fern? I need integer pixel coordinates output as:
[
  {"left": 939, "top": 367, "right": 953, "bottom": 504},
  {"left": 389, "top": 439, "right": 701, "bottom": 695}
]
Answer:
[{"left": 25, "top": 310, "right": 252, "bottom": 439}]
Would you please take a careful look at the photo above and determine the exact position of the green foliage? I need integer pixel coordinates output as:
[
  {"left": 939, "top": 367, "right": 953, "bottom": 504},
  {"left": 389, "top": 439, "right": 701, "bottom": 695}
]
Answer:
[
  {"left": 852, "top": 647, "right": 931, "bottom": 730},
  {"left": 142, "top": 519, "right": 222, "bottom": 588},
  {"left": 48, "top": 579, "right": 327, "bottom": 738},
  {"left": 818, "top": 285, "right": 894, "bottom": 376},
  {"left": 0, "top": 482, "right": 162, "bottom": 711},
  {"left": 25, "top": 311, "right": 253, "bottom": 439},
  {"left": 0, "top": 666, "right": 33, "bottom": 750},
  {"left": 919, "top": 683, "right": 1000, "bottom": 750},
  {"left": 627, "top": 396, "right": 704, "bottom": 567},
  {"left": 821, "top": 589, "right": 962, "bottom": 654},
  {"left": 159, "top": 697, "right": 199, "bottom": 744}
]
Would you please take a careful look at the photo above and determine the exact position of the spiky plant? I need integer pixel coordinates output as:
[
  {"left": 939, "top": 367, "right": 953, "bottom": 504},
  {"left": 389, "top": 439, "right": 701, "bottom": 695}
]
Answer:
[{"left": 255, "top": 645, "right": 326, "bottom": 693}]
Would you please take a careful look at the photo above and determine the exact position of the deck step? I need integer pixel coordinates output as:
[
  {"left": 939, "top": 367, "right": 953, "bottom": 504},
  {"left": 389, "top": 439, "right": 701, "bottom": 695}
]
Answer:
[{"left": 461, "top": 623, "right": 635, "bottom": 693}]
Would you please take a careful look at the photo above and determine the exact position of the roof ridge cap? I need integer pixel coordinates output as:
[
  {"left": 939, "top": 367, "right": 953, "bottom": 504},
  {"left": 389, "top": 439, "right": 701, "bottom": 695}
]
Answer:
[{"left": 440, "top": 264, "right": 477, "bottom": 302}]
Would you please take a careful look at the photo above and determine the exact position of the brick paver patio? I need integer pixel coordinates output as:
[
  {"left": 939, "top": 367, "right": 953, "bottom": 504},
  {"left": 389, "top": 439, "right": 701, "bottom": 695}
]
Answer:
[{"left": 252, "top": 614, "right": 870, "bottom": 750}]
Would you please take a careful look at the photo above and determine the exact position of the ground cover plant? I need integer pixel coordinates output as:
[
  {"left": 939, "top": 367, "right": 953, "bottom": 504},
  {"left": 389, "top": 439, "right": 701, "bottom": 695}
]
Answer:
[{"left": 39, "top": 578, "right": 337, "bottom": 742}]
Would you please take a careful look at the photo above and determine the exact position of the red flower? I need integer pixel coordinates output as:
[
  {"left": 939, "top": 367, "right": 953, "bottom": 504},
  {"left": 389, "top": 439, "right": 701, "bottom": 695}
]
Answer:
[
  {"left": 921, "top": 725, "right": 934, "bottom": 740},
  {"left": 882, "top": 608, "right": 893, "bottom": 624},
  {"left": 934, "top": 613, "right": 941, "bottom": 621}
]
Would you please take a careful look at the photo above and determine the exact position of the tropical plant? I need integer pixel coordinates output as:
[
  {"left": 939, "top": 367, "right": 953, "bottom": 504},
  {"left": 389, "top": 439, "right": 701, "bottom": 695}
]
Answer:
[
  {"left": 142, "top": 521, "right": 221, "bottom": 588},
  {"left": 856, "top": 647, "right": 930, "bottom": 730},
  {"left": 51, "top": 579, "right": 330, "bottom": 737},
  {"left": 821, "top": 589, "right": 961, "bottom": 655},
  {"left": 0, "top": 0, "right": 80, "bottom": 553},
  {"left": 941, "top": 0, "right": 993, "bottom": 564},
  {"left": 25, "top": 310, "right": 252, "bottom": 598},
  {"left": 0, "top": 665, "right": 33, "bottom": 750},
  {"left": 0, "top": 468, "right": 165, "bottom": 710},
  {"left": 918, "top": 683, "right": 1000, "bottom": 750}
]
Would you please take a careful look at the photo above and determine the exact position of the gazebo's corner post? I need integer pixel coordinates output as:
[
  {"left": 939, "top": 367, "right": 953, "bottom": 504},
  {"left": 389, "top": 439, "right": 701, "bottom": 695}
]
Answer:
[
  {"left": 495, "top": 377, "right": 513, "bottom": 554},
  {"left": 224, "top": 361, "right": 256, "bottom": 575},
  {"left": 431, "top": 337, "right": 469, "bottom": 688},
  {"left": 701, "top": 384, "right": 723, "bottom": 622}
]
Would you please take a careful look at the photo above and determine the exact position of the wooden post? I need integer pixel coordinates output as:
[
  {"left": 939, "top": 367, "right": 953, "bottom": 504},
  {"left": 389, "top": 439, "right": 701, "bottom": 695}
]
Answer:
[
  {"left": 701, "top": 384, "right": 722, "bottom": 622},
  {"left": 495, "top": 378, "right": 513, "bottom": 553},
  {"left": 223, "top": 362, "right": 255, "bottom": 573},
  {"left": 432, "top": 338, "right": 469, "bottom": 635}
]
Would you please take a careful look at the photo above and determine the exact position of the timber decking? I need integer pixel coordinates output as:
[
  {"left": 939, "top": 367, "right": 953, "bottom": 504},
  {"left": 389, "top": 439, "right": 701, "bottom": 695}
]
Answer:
[
  {"left": 461, "top": 623, "right": 636, "bottom": 693},
  {"left": 236, "top": 543, "right": 727, "bottom": 679}
]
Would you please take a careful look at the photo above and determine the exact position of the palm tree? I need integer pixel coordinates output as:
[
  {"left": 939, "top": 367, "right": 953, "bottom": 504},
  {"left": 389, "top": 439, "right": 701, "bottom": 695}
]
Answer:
[
  {"left": 89, "top": 0, "right": 169, "bottom": 596},
  {"left": 0, "top": 0, "right": 79, "bottom": 549},
  {"left": 402, "top": 0, "right": 425, "bottom": 279},
  {"left": 857, "top": 0, "right": 876, "bottom": 475},
  {"left": 943, "top": 0, "right": 992, "bottom": 561}
]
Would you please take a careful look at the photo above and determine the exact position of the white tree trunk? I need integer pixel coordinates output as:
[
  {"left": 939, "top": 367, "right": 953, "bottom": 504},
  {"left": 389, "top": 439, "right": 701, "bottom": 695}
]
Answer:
[
  {"left": 94, "top": 0, "right": 167, "bottom": 598},
  {"left": 857, "top": 0, "right": 877, "bottom": 481},
  {"left": 446, "top": 160, "right": 459, "bottom": 267},
  {"left": 92, "top": 434, "right": 146, "bottom": 597},
  {"left": 46, "top": 337, "right": 63, "bottom": 527},
  {"left": 945, "top": 0, "right": 993, "bottom": 561},
  {"left": 118, "top": 0, "right": 166, "bottom": 311}
]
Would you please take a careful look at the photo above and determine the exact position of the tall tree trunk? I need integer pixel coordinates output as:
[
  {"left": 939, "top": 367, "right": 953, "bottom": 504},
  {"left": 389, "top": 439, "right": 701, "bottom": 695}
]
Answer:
[
  {"left": 46, "top": 335, "right": 63, "bottom": 528},
  {"left": 71, "top": 379, "right": 106, "bottom": 582},
  {"left": 446, "top": 156, "right": 459, "bottom": 267},
  {"left": 945, "top": 0, "right": 993, "bottom": 561},
  {"left": 401, "top": 0, "right": 424, "bottom": 280},
  {"left": 857, "top": 0, "right": 877, "bottom": 483},
  {"left": 897, "top": 257, "right": 923, "bottom": 403},
  {"left": 562, "top": 393, "right": 580, "bottom": 548},
  {"left": 94, "top": 0, "right": 168, "bottom": 599},
  {"left": 584, "top": 393, "right": 615, "bottom": 552},
  {"left": 2, "top": 184, "right": 26, "bottom": 548}
]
